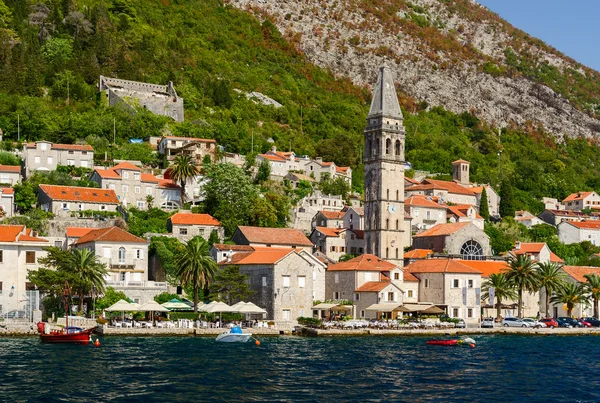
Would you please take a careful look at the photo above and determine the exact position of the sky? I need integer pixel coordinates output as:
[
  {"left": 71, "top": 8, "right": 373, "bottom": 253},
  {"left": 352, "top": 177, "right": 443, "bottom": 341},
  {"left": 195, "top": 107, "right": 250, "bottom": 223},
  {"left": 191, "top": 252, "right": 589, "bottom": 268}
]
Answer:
[{"left": 476, "top": 0, "right": 600, "bottom": 72}]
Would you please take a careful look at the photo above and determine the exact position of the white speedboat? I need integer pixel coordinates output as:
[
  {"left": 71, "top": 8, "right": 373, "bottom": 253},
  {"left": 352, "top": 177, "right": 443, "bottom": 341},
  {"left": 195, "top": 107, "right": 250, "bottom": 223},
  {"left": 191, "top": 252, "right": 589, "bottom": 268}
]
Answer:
[{"left": 215, "top": 326, "right": 252, "bottom": 343}]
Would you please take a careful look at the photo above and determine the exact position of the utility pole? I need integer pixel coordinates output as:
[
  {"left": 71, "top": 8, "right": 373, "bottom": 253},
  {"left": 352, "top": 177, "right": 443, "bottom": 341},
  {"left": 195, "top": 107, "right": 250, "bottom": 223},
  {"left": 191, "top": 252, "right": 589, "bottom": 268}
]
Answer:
[
  {"left": 66, "top": 75, "right": 70, "bottom": 105},
  {"left": 113, "top": 118, "right": 116, "bottom": 144},
  {"left": 17, "top": 114, "right": 20, "bottom": 142},
  {"left": 300, "top": 106, "right": 303, "bottom": 136}
]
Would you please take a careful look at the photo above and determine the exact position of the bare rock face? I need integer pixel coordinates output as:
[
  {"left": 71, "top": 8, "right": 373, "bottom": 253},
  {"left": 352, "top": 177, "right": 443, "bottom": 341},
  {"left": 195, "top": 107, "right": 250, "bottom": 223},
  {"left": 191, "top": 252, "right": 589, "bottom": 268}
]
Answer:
[{"left": 227, "top": 0, "right": 600, "bottom": 139}]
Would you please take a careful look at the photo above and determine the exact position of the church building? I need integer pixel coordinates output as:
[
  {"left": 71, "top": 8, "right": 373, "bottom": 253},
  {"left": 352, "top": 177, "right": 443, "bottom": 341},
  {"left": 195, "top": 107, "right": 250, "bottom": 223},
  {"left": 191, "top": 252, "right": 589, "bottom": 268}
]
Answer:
[{"left": 364, "top": 65, "right": 407, "bottom": 265}]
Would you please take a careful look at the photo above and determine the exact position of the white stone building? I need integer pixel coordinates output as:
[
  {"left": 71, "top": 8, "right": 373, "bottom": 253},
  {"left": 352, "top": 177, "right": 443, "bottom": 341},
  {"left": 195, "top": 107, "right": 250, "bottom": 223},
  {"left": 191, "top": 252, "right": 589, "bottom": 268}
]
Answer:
[
  {"left": 404, "top": 195, "right": 447, "bottom": 233},
  {"left": 23, "top": 141, "right": 94, "bottom": 178},
  {"left": 38, "top": 185, "right": 120, "bottom": 216},
  {"left": 558, "top": 221, "right": 600, "bottom": 245},
  {"left": 0, "top": 165, "right": 21, "bottom": 186},
  {"left": 0, "top": 225, "right": 49, "bottom": 314},
  {"left": 167, "top": 211, "right": 224, "bottom": 242},
  {"left": 562, "top": 191, "right": 600, "bottom": 212},
  {"left": 72, "top": 226, "right": 166, "bottom": 304},
  {"left": 158, "top": 136, "right": 217, "bottom": 164}
]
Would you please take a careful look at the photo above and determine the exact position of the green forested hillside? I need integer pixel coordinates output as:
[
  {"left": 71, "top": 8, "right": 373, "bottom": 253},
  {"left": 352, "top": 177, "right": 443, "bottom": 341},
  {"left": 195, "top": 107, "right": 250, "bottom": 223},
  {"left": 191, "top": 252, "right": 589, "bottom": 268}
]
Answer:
[{"left": 2, "top": 0, "right": 600, "bottom": 214}]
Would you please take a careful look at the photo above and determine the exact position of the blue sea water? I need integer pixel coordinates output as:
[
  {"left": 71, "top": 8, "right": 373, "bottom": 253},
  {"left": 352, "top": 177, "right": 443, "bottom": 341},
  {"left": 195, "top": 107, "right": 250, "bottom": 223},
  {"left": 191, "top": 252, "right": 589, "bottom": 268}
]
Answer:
[{"left": 1, "top": 334, "right": 600, "bottom": 402}]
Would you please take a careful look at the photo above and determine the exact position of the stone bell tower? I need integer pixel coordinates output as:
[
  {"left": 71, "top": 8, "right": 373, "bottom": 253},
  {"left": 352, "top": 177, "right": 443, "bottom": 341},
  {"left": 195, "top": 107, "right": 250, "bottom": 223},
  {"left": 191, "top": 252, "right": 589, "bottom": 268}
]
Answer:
[{"left": 363, "top": 64, "right": 406, "bottom": 264}]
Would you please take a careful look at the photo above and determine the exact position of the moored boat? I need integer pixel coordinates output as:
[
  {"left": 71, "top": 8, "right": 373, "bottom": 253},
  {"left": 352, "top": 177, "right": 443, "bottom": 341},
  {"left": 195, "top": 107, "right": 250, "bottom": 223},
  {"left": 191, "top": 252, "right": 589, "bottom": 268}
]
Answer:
[
  {"left": 215, "top": 326, "right": 253, "bottom": 343},
  {"left": 426, "top": 337, "right": 476, "bottom": 347}
]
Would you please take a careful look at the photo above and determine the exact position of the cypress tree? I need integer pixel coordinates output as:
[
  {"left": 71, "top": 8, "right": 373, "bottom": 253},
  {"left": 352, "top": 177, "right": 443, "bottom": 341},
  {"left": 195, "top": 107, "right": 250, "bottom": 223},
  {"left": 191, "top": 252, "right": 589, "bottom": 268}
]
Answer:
[
  {"left": 499, "top": 180, "right": 516, "bottom": 218},
  {"left": 479, "top": 186, "right": 491, "bottom": 221}
]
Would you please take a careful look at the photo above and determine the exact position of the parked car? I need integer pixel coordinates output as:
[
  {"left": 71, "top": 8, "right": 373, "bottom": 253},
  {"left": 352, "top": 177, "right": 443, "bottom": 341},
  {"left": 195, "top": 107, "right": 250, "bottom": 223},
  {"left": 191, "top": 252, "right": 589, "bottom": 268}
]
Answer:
[
  {"left": 581, "top": 317, "right": 600, "bottom": 327},
  {"left": 481, "top": 317, "right": 494, "bottom": 328},
  {"left": 578, "top": 319, "right": 592, "bottom": 328},
  {"left": 501, "top": 317, "right": 531, "bottom": 328},
  {"left": 455, "top": 319, "right": 466, "bottom": 328},
  {"left": 522, "top": 318, "right": 546, "bottom": 328},
  {"left": 556, "top": 317, "right": 584, "bottom": 328},
  {"left": 540, "top": 318, "right": 558, "bottom": 328}
]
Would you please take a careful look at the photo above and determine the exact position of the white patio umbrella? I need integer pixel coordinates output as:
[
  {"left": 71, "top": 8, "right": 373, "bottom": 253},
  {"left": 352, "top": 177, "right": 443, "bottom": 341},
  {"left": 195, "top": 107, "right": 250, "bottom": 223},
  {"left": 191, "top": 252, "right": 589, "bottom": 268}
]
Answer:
[
  {"left": 200, "top": 301, "right": 236, "bottom": 324},
  {"left": 236, "top": 302, "right": 267, "bottom": 314},
  {"left": 230, "top": 301, "right": 247, "bottom": 310},
  {"left": 105, "top": 299, "right": 140, "bottom": 322},
  {"left": 138, "top": 300, "right": 170, "bottom": 324}
]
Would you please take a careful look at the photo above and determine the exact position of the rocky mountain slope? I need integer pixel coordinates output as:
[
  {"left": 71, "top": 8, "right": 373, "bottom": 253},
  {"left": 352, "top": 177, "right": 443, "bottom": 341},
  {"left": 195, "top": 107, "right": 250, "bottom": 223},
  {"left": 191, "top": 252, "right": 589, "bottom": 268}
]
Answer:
[{"left": 229, "top": 0, "right": 600, "bottom": 139}]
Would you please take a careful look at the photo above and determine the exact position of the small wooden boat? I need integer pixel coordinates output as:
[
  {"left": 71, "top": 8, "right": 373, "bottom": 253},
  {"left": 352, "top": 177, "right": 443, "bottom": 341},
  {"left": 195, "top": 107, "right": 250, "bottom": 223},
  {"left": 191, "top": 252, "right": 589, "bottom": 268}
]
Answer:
[
  {"left": 38, "top": 281, "right": 95, "bottom": 345},
  {"left": 215, "top": 326, "right": 252, "bottom": 343}
]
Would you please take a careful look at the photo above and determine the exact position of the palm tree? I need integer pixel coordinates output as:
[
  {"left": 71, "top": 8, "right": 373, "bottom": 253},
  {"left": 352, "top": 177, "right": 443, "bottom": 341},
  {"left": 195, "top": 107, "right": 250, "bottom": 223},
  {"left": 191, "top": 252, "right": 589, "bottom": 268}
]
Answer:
[
  {"left": 536, "top": 262, "right": 567, "bottom": 318},
  {"left": 65, "top": 248, "right": 108, "bottom": 312},
  {"left": 174, "top": 237, "right": 218, "bottom": 312},
  {"left": 550, "top": 282, "right": 588, "bottom": 317},
  {"left": 482, "top": 273, "right": 518, "bottom": 320},
  {"left": 146, "top": 195, "right": 154, "bottom": 210},
  {"left": 583, "top": 274, "right": 600, "bottom": 318},
  {"left": 503, "top": 254, "right": 540, "bottom": 318},
  {"left": 166, "top": 155, "right": 199, "bottom": 207}
]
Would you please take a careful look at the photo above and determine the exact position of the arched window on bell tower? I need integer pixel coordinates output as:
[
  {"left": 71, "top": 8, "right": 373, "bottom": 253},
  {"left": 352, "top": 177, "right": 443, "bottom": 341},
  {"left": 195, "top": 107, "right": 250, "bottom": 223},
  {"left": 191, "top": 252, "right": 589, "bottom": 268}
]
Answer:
[
  {"left": 396, "top": 190, "right": 399, "bottom": 200},
  {"left": 371, "top": 138, "right": 375, "bottom": 156},
  {"left": 386, "top": 138, "right": 391, "bottom": 154},
  {"left": 395, "top": 248, "right": 399, "bottom": 259},
  {"left": 395, "top": 219, "right": 399, "bottom": 230},
  {"left": 385, "top": 218, "right": 389, "bottom": 229},
  {"left": 386, "top": 247, "right": 389, "bottom": 259},
  {"left": 395, "top": 140, "right": 401, "bottom": 156},
  {"left": 386, "top": 189, "right": 389, "bottom": 200}
]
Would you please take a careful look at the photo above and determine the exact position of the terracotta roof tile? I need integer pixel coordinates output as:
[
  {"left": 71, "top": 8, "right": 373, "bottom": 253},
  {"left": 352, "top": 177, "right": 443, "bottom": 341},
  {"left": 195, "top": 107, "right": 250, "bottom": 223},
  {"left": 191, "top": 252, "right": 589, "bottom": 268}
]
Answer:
[
  {"left": 260, "top": 154, "right": 287, "bottom": 162},
  {"left": 408, "top": 259, "right": 482, "bottom": 274},
  {"left": 403, "top": 271, "right": 419, "bottom": 282},
  {"left": 39, "top": 184, "right": 119, "bottom": 204},
  {"left": 141, "top": 173, "right": 160, "bottom": 183},
  {"left": 422, "top": 179, "right": 476, "bottom": 196},
  {"left": 66, "top": 227, "right": 94, "bottom": 238},
  {"left": 346, "top": 207, "right": 364, "bottom": 216},
  {"left": 355, "top": 281, "right": 391, "bottom": 292},
  {"left": 452, "top": 160, "right": 470, "bottom": 164},
  {"left": 94, "top": 169, "right": 121, "bottom": 179},
  {"left": 158, "top": 179, "right": 180, "bottom": 189},
  {"left": 0, "top": 165, "right": 20, "bottom": 173},
  {"left": 314, "top": 227, "right": 343, "bottom": 238},
  {"left": 565, "top": 221, "right": 600, "bottom": 229},
  {"left": 162, "top": 136, "right": 216, "bottom": 143},
  {"left": 405, "top": 195, "right": 447, "bottom": 209},
  {"left": 456, "top": 260, "right": 508, "bottom": 277},
  {"left": 563, "top": 192, "right": 595, "bottom": 202},
  {"left": 545, "top": 209, "right": 591, "bottom": 217},
  {"left": 328, "top": 254, "right": 397, "bottom": 271},
  {"left": 236, "top": 226, "right": 313, "bottom": 247},
  {"left": 26, "top": 142, "right": 93, "bottom": 152},
  {"left": 549, "top": 251, "right": 564, "bottom": 263},
  {"left": 170, "top": 212, "right": 221, "bottom": 226},
  {"left": 318, "top": 211, "right": 345, "bottom": 220},
  {"left": 447, "top": 204, "right": 482, "bottom": 219},
  {"left": 0, "top": 225, "right": 47, "bottom": 243},
  {"left": 222, "top": 248, "right": 295, "bottom": 265},
  {"left": 562, "top": 266, "right": 600, "bottom": 283},
  {"left": 413, "top": 222, "right": 471, "bottom": 237},
  {"left": 404, "top": 249, "right": 433, "bottom": 259},
  {"left": 212, "top": 244, "right": 255, "bottom": 252},
  {"left": 112, "top": 162, "right": 141, "bottom": 171},
  {"left": 405, "top": 177, "right": 421, "bottom": 184},
  {"left": 74, "top": 226, "right": 147, "bottom": 244}
]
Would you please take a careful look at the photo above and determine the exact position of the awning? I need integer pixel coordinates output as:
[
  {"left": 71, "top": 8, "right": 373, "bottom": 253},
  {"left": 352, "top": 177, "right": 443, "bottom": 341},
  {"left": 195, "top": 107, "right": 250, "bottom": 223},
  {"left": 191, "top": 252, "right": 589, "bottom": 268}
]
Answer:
[
  {"left": 402, "top": 303, "right": 435, "bottom": 312},
  {"left": 422, "top": 306, "right": 445, "bottom": 314},
  {"left": 365, "top": 303, "right": 410, "bottom": 313},
  {"left": 312, "top": 303, "right": 352, "bottom": 311}
]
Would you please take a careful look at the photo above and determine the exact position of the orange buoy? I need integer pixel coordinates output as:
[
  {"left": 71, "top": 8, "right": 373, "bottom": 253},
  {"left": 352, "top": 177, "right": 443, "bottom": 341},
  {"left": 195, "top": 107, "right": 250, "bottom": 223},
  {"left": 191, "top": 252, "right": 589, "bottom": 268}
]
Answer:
[
  {"left": 469, "top": 343, "right": 475, "bottom": 348},
  {"left": 255, "top": 339, "right": 261, "bottom": 346},
  {"left": 94, "top": 339, "right": 101, "bottom": 347}
]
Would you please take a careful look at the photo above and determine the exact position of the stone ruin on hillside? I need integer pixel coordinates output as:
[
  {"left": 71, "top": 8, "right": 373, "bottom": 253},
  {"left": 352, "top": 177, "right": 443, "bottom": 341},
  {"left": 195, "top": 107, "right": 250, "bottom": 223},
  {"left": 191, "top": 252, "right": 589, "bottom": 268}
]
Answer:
[{"left": 98, "top": 76, "right": 184, "bottom": 122}]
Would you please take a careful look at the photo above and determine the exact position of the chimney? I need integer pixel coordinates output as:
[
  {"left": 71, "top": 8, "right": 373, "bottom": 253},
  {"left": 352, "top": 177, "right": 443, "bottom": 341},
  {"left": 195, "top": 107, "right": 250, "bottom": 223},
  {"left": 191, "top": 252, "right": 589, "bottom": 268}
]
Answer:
[
  {"left": 316, "top": 157, "right": 323, "bottom": 163},
  {"left": 515, "top": 241, "right": 521, "bottom": 250},
  {"left": 271, "top": 146, "right": 277, "bottom": 153},
  {"left": 32, "top": 231, "right": 38, "bottom": 237}
]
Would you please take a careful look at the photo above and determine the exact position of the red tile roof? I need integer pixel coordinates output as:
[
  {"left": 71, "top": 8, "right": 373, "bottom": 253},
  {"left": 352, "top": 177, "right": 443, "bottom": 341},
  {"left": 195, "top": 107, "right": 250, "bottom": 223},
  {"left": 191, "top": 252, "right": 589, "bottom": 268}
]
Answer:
[
  {"left": 565, "top": 221, "right": 600, "bottom": 229},
  {"left": 413, "top": 222, "right": 471, "bottom": 237},
  {"left": 346, "top": 207, "right": 364, "bottom": 216},
  {"left": 318, "top": 211, "right": 345, "bottom": 220},
  {"left": 408, "top": 259, "right": 482, "bottom": 274},
  {"left": 456, "top": 260, "right": 508, "bottom": 277},
  {"left": 405, "top": 177, "right": 420, "bottom": 185},
  {"left": 328, "top": 254, "right": 397, "bottom": 271},
  {"left": 94, "top": 169, "right": 121, "bottom": 179},
  {"left": 74, "top": 226, "right": 147, "bottom": 244},
  {"left": 335, "top": 166, "right": 350, "bottom": 174},
  {"left": 158, "top": 179, "right": 180, "bottom": 189},
  {"left": 236, "top": 226, "right": 313, "bottom": 247},
  {"left": 66, "top": 227, "right": 94, "bottom": 238},
  {"left": 141, "top": 173, "right": 160, "bottom": 183},
  {"left": 562, "top": 266, "right": 600, "bottom": 283},
  {"left": 452, "top": 159, "right": 470, "bottom": 164},
  {"left": 405, "top": 195, "right": 447, "bottom": 209},
  {"left": 404, "top": 249, "right": 433, "bottom": 259},
  {"left": 212, "top": 244, "right": 255, "bottom": 252},
  {"left": 422, "top": 179, "right": 476, "bottom": 196},
  {"left": 260, "top": 154, "right": 287, "bottom": 162},
  {"left": 355, "top": 281, "right": 391, "bottom": 292},
  {"left": 0, "top": 225, "right": 47, "bottom": 243},
  {"left": 39, "top": 184, "right": 119, "bottom": 204},
  {"left": 26, "top": 142, "right": 93, "bottom": 151},
  {"left": 545, "top": 209, "right": 591, "bottom": 217},
  {"left": 113, "top": 162, "right": 141, "bottom": 171},
  {"left": 222, "top": 248, "right": 295, "bottom": 265},
  {"left": 403, "top": 271, "right": 419, "bottom": 282},
  {"left": 169, "top": 212, "right": 221, "bottom": 226},
  {"left": 447, "top": 204, "right": 482, "bottom": 219},
  {"left": 314, "top": 227, "right": 343, "bottom": 238},
  {"left": 0, "top": 165, "right": 20, "bottom": 173},
  {"left": 563, "top": 192, "right": 595, "bottom": 202}
]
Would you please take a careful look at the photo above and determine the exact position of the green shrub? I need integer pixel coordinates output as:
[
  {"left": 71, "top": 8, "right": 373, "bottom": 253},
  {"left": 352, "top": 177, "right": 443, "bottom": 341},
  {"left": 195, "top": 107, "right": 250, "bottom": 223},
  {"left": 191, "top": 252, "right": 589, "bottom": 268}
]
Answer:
[{"left": 297, "top": 316, "right": 322, "bottom": 327}]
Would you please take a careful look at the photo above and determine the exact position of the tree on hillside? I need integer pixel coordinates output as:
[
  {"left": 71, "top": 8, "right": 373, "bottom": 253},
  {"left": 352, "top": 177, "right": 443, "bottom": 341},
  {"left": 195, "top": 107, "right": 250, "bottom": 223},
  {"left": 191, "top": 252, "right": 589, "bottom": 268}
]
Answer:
[
  {"left": 479, "top": 186, "right": 490, "bottom": 221},
  {"left": 166, "top": 155, "right": 199, "bottom": 207},
  {"left": 550, "top": 282, "right": 588, "bottom": 317},
  {"left": 149, "top": 236, "right": 184, "bottom": 284},
  {"left": 503, "top": 254, "right": 540, "bottom": 318},
  {"left": 481, "top": 273, "right": 518, "bottom": 320},
  {"left": 255, "top": 158, "right": 271, "bottom": 184},
  {"left": 584, "top": 274, "right": 600, "bottom": 319},
  {"left": 499, "top": 180, "right": 516, "bottom": 218},
  {"left": 209, "top": 265, "right": 255, "bottom": 305},
  {"left": 174, "top": 237, "right": 218, "bottom": 312},
  {"left": 535, "top": 262, "right": 566, "bottom": 318}
]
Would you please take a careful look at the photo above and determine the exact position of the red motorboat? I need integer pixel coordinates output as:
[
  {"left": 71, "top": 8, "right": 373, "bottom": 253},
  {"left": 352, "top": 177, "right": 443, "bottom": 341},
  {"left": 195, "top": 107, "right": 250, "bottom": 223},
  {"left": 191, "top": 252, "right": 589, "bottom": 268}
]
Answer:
[
  {"left": 426, "top": 337, "right": 476, "bottom": 347},
  {"left": 38, "top": 281, "right": 95, "bottom": 345}
]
